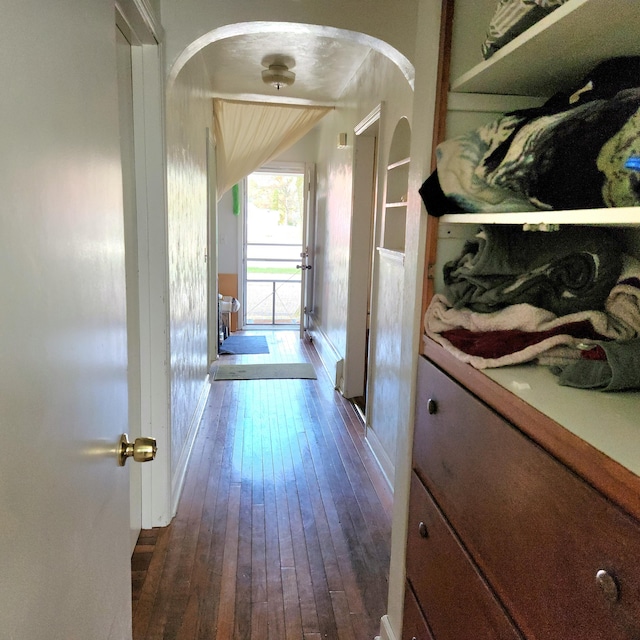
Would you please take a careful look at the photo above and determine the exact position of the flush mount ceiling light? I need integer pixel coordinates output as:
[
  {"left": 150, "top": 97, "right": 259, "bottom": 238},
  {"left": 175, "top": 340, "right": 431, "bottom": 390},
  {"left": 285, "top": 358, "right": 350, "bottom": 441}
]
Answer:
[{"left": 262, "top": 62, "right": 296, "bottom": 90}]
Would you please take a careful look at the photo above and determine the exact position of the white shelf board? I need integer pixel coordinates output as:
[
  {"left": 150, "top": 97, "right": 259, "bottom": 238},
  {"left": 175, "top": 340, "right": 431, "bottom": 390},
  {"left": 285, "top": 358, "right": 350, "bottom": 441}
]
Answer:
[
  {"left": 377, "top": 247, "right": 405, "bottom": 264},
  {"left": 385, "top": 202, "right": 408, "bottom": 209},
  {"left": 387, "top": 157, "right": 410, "bottom": 171},
  {"left": 451, "top": 0, "right": 640, "bottom": 96},
  {"left": 484, "top": 364, "right": 640, "bottom": 478},
  {"left": 439, "top": 207, "right": 640, "bottom": 227}
]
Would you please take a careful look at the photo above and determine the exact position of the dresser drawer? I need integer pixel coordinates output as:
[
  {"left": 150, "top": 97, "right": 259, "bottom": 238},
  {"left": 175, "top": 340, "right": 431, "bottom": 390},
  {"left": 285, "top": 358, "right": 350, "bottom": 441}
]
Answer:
[
  {"left": 403, "top": 580, "right": 435, "bottom": 640},
  {"left": 406, "top": 472, "right": 521, "bottom": 640},
  {"left": 414, "top": 356, "right": 640, "bottom": 639}
]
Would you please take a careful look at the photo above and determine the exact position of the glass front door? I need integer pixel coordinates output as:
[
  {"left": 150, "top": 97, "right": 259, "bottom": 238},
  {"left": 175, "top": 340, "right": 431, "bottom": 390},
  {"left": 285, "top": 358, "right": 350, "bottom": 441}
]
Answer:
[{"left": 244, "top": 168, "right": 305, "bottom": 326}]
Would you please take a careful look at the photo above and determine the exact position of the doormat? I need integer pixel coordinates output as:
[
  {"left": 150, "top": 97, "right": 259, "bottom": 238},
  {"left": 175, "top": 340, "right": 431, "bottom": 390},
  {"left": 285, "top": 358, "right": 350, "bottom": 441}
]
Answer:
[
  {"left": 213, "top": 362, "right": 317, "bottom": 381},
  {"left": 219, "top": 335, "right": 269, "bottom": 355}
]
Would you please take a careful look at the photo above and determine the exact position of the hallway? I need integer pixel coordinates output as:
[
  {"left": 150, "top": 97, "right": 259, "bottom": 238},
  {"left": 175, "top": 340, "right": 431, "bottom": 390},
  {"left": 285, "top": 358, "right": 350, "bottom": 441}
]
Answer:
[{"left": 131, "top": 331, "right": 393, "bottom": 639}]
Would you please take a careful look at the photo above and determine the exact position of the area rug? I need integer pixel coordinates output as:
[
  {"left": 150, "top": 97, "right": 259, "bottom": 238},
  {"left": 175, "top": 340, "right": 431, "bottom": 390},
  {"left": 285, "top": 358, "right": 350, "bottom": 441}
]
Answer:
[
  {"left": 219, "top": 335, "right": 269, "bottom": 355},
  {"left": 213, "top": 362, "right": 317, "bottom": 381}
]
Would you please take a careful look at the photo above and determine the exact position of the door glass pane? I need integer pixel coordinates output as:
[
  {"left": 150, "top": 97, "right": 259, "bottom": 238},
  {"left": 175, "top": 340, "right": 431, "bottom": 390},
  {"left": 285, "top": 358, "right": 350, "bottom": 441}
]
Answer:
[{"left": 245, "top": 171, "right": 304, "bottom": 326}]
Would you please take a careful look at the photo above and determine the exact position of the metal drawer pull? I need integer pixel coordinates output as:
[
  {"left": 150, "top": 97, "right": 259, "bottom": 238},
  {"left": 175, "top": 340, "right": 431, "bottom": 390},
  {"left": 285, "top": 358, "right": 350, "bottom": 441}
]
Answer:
[
  {"left": 418, "top": 521, "right": 429, "bottom": 538},
  {"left": 427, "top": 398, "right": 438, "bottom": 415},
  {"left": 596, "top": 569, "right": 620, "bottom": 603}
]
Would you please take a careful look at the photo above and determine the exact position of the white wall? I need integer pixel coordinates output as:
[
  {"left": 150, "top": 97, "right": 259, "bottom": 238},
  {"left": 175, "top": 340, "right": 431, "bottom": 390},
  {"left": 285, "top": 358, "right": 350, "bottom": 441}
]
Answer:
[
  {"left": 311, "top": 51, "right": 413, "bottom": 463},
  {"left": 381, "top": 1, "right": 448, "bottom": 638},
  {"left": 165, "top": 52, "right": 213, "bottom": 499},
  {"left": 314, "top": 51, "right": 414, "bottom": 351}
]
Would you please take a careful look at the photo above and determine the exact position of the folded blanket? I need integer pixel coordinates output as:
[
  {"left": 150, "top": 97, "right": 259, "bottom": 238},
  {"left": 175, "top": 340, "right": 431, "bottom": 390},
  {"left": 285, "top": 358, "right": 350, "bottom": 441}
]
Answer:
[
  {"left": 444, "top": 225, "right": 623, "bottom": 316},
  {"left": 482, "top": 0, "right": 569, "bottom": 60},
  {"left": 425, "top": 255, "right": 640, "bottom": 369},
  {"left": 419, "top": 57, "right": 640, "bottom": 216},
  {"left": 551, "top": 338, "right": 640, "bottom": 391}
]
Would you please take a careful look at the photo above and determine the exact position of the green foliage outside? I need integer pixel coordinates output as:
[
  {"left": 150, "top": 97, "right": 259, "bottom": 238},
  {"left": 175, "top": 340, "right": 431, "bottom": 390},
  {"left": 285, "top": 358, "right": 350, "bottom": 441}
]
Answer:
[
  {"left": 248, "top": 266, "right": 298, "bottom": 275},
  {"left": 248, "top": 173, "right": 303, "bottom": 226}
]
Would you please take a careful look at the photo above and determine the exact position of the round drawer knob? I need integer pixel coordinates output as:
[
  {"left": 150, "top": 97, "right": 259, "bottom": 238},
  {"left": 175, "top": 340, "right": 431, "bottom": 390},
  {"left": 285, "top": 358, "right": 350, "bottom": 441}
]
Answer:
[
  {"left": 427, "top": 399, "right": 438, "bottom": 415},
  {"left": 418, "top": 521, "right": 428, "bottom": 538},
  {"left": 596, "top": 569, "right": 620, "bottom": 603}
]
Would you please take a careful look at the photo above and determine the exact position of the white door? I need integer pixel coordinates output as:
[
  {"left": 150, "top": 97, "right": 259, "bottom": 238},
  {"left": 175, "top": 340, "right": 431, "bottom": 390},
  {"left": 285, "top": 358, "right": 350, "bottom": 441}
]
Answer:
[
  {"left": 207, "top": 130, "right": 219, "bottom": 363},
  {"left": 0, "top": 3, "right": 133, "bottom": 638},
  {"left": 117, "top": 24, "right": 143, "bottom": 553},
  {"left": 343, "top": 115, "right": 379, "bottom": 402},
  {"left": 243, "top": 166, "right": 306, "bottom": 327},
  {"left": 299, "top": 163, "right": 316, "bottom": 339}
]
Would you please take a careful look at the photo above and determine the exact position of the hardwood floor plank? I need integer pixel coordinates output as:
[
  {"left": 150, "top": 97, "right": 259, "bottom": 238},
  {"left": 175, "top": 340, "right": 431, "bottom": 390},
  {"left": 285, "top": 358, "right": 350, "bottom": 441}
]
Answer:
[
  {"left": 132, "top": 331, "right": 392, "bottom": 640},
  {"left": 250, "top": 600, "right": 268, "bottom": 640},
  {"left": 132, "top": 527, "right": 170, "bottom": 638},
  {"left": 281, "top": 566, "right": 303, "bottom": 640},
  {"left": 330, "top": 590, "right": 357, "bottom": 640},
  {"left": 215, "top": 482, "right": 242, "bottom": 638},
  {"left": 251, "top": 503, "right": 267, "bottom": 605}
]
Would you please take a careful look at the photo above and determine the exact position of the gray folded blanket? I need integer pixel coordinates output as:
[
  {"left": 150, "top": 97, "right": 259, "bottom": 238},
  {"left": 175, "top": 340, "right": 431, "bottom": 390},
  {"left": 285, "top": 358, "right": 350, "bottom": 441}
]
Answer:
[
  {"left": 551, "top": 338, "right": 640, "bottom": 391},
  {"left": 444, "top": 225, "right": 623, "bottom": 317}
]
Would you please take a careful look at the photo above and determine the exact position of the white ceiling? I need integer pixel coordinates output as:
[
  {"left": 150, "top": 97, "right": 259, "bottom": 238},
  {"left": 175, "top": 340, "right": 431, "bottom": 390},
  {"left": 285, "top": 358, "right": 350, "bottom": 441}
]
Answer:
[{"left": 198, "top": 30, "right": 375, "bottom": 105}]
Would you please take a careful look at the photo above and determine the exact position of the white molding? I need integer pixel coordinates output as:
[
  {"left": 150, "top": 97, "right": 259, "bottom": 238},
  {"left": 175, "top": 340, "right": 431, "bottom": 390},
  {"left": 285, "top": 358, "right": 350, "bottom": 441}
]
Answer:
[
  {"left": 355, "top": 102, "right": 383, "bottom": 135},
  {"left": 127, "top": 27, "right": 172, "bottom": 528},
  {"left": 377, "top": 615, "right": 398, "bottom": 640},
  {"left": 115, "top": 0, "right": 164, "bottom": 44},
  {"left": 365, "top": 426, "right": 394, "bottom": 493},
  {"left": 171, "top": 377, "right": 211, "bottom": 515},
  {"left": 377, "top": 247, "right": 405, "bottom": 266},
  {"left": 307, "top": 318, "right": 343, "bottom": 387}
]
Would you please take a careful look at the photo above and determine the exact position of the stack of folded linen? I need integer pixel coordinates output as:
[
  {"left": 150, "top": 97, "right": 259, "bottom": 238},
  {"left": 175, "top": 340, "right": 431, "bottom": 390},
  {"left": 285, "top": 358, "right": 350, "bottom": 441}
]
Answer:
[{"left": 424, "top": 225, "right": 640, "bottom": 390}]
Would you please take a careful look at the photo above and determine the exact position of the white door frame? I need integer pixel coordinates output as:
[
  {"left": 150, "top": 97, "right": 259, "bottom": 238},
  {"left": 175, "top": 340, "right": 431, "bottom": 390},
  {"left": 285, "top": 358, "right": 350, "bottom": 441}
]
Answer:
[
  {"left": 116, "top": 1, "right": 172, "bottom": 529},
  {"left": 116, "top": 19, "right": 143, "bottom": 554},
  {"left": 241, "top": 161, "right": 307, "bottom": 329},
  {"left": 342, "top": 105, "right": 381, "bottom": 400},
  {"left": 207, "top": 129, "right": 219, "bottom": 363},
  {"left": 301, "top": 162, "right": 317, "bottom": 339}
]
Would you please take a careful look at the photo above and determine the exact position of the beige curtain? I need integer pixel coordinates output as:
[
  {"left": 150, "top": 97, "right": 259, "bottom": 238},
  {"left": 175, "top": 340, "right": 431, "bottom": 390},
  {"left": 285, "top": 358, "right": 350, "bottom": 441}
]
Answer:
[{"left": 213, "top": 99, "right": 331, "bottom": 198}]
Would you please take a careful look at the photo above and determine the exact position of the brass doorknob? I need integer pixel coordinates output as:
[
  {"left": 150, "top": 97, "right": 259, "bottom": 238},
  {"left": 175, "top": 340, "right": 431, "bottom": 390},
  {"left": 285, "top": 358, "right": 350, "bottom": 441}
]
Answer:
[{"left": 118, "top": 433, "right": 157, "bottom": 466}]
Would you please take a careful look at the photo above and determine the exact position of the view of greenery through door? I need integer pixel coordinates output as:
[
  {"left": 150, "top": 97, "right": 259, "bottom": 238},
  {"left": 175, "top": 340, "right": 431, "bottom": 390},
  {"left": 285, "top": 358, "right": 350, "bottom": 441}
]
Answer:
[{"left": 244, "top": 169, "right": 304, "bottom": 326}]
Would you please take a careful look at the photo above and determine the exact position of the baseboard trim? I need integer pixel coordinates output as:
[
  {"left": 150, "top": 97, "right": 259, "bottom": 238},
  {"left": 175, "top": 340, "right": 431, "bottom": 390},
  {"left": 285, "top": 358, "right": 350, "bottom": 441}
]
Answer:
[
  {"left": 365, "top": 426, "right": 395, "bottom": 493},
  {"left": 171, "top": 376, "right": 211, "bottom": 515},
  {"left": 377, "top": 614, "right": 397, "bottom": 640},
  {"left": 307, "top": 319, "right": 343, "bottom": 388}
]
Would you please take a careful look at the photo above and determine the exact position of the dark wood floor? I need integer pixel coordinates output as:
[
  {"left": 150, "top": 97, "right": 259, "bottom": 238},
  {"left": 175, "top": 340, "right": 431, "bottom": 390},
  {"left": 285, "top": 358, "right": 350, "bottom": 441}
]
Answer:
[{"left": 131, "top": 330, "right": 393, "bottom": 639}]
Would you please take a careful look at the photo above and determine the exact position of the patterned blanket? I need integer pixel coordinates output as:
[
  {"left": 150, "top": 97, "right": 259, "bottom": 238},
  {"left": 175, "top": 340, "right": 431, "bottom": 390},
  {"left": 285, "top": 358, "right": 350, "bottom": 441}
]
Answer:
[{"left": 419, "top": 57, "right": 640, "bottom": 215}]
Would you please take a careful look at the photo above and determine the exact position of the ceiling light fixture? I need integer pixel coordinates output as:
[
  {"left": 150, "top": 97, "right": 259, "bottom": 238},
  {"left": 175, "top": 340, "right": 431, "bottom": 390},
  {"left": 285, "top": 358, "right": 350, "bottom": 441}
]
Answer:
[{"left": 262, "top": 62, "right": 296, "bottom": 90}]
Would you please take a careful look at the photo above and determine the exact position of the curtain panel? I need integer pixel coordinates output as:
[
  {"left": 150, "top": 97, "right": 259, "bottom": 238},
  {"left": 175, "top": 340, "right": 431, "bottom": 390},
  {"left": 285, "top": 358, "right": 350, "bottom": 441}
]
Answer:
[{"left": 213, "top": 99, "right": 331, "bottom": 198}]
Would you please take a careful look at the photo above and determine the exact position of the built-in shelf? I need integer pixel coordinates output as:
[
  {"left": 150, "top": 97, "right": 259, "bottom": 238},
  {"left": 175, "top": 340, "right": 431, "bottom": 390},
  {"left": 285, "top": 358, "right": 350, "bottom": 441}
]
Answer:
[
  {"left": 383, "top": 118, "right": 411, "bottom": 253},
  {"left": 439, "top": 206, "right": 640, "bottom": 227},
  {"left": 451, "top": 0, "right": 640, "bottom": 96},
  {"left": 377, "top": 247, "right": 405, "bottom": 265},
  {"left": 484, "top": 363, "right": 640, "bottom": 477},
  {"left": 387, "top": 157, "right": 411, "bottom": 171}
]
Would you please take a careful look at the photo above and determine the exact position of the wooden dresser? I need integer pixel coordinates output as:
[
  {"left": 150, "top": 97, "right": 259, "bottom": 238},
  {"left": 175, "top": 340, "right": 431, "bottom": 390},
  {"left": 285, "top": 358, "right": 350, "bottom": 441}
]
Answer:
[{"left": 404, "top": 351, "right": 640, "bottom": 639}]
